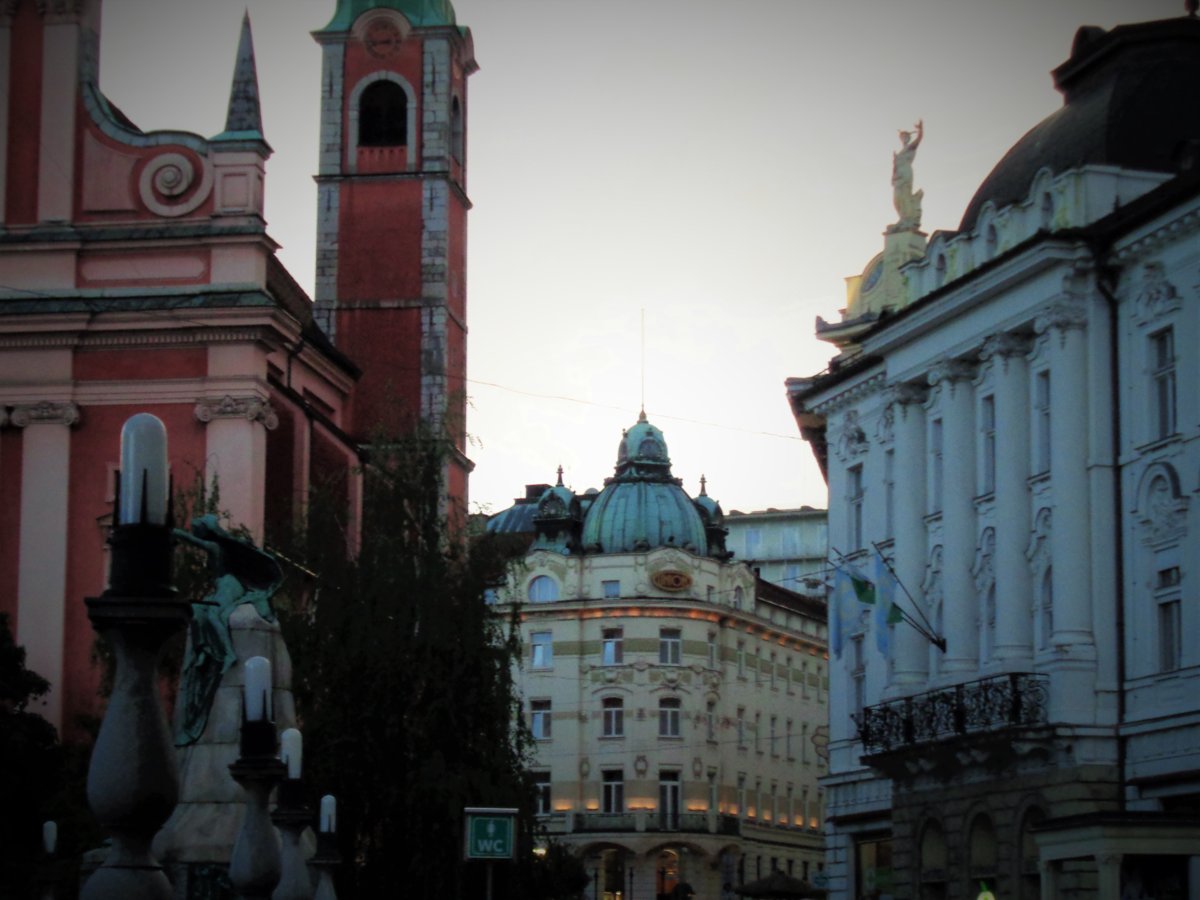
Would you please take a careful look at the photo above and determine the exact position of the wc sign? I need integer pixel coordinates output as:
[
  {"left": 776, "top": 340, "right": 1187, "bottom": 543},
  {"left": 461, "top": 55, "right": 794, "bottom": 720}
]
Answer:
[{"left": 464, "top": 807, "right": 517, "bottom": 860}]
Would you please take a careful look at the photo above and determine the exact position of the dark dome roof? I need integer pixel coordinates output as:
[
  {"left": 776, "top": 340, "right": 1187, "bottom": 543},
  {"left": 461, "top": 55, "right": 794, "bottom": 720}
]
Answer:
[{"left": 959, "top": 16, "right": 1200, "bottom": 232}]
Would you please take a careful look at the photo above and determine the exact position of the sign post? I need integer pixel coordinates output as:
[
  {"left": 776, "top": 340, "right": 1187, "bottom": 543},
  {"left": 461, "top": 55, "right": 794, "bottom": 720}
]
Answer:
[{"left": 464, "top": 807, "right": 518, "bottom": 900}]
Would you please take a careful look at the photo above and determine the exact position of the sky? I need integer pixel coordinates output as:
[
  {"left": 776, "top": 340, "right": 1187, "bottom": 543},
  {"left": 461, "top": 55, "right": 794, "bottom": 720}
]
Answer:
[{"left": 97, "top": 0, "right": 1183, "bottom": 516}]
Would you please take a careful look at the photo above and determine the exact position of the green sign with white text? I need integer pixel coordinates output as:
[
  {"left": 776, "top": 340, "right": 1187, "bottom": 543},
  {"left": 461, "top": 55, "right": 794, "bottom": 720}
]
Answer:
[{"left": 464, "top": 808, "right": 516, "bottom": 860}]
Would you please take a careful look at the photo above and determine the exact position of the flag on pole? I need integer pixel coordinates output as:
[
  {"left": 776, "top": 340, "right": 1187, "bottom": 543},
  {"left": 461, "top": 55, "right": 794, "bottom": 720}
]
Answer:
[
  {"left": 872, "top": 553, "right": 904, "bottom": 656},
  {"left": 842, "top": 561, "right": 876, "bottom": 606},
  {"left": 830, "top": 562, "right": 872, "bottom": 658},
  {"left": 829, "top": 575, "right": 844, "bottom": 659}
]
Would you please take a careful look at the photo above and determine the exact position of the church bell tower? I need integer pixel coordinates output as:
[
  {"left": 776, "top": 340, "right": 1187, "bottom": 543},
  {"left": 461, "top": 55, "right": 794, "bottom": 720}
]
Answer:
[{"left": 312, "top": 0, "right": 476, "bottom": 509}]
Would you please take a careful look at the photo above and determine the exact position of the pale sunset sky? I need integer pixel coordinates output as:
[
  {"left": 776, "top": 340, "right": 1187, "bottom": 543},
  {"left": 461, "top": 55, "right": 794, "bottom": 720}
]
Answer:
[{"left": 98, "top": 0, "right": 1183, "bottom": 515}]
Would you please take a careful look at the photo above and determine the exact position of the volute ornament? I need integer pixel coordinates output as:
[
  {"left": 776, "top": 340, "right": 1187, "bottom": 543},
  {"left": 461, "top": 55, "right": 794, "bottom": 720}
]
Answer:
[
  {"left": 928, "top": 359, "right": 976, "bottom": 387},
  {"left": 979, "top": 332, "right": 1030, "bottom": 363},
  {"left": 1034, "top": 297, "right": 1088, "bottom": 337},
  {"left": 10, "top": 401, "right": 80, "bottom": 428},
  {"left": 194, "top": 396, "right": 279, "bottom": 431}
]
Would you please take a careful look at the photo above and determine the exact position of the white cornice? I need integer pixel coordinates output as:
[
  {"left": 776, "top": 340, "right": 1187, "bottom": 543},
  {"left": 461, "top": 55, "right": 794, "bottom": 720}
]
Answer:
[
  {"left": 804, "top": 369, "right": 887, "bottom": 417},
  {"left": 862, "top": 242, "right": 1090, "bottom": 359},
  {"left": 1112, "top": 203, "right": 1200, "bottom": 266}
]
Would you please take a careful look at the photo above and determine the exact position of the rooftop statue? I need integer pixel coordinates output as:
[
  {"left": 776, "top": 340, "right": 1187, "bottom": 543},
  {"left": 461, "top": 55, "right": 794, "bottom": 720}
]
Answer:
[
  {"left": 891, "top": 119, "right": 924, "bottom": 232},
  {"left": 174, "top": 515, "right": 283, "bottom": 746}
]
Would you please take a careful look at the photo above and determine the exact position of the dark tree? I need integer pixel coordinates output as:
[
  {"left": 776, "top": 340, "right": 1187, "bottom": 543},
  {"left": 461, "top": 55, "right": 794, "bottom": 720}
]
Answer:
[
  {"left": 278, "top": 435, "right": 537, "bottom": 898},
  {"left": 0, "top": 612, "right": 100, "bottom": 896}
]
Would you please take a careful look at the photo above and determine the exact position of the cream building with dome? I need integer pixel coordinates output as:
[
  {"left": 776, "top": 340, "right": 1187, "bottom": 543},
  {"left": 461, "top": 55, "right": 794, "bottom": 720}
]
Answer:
[
  {"left": 789, "top": 9, "right": 1200, "bottom": 900},
  {"left": 488, "top": 414, "right": 829, "bottom": 900}
]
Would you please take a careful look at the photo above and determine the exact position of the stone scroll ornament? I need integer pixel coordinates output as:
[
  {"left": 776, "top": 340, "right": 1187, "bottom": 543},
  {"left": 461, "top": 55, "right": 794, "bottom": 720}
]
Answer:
[{"left": 173, "top": 515, "right": 283, "bottom": 746}]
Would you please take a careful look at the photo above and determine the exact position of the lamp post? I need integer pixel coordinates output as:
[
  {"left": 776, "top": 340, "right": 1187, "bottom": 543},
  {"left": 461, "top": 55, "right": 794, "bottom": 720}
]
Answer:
[
  {"left": 82, "top": 413, "right": 191, "bottom": 900},
  {"left": 229, "top": 655, "right": 286, "bottom": 900},
  {"left": 38, "top": 820, "right": 59, "bottom": 900},
  {"left": 310, "top": 795, "right": 340, "bottom": 900},
  {"left": 272, "top": 728, "right": 314, "bottom": 900}
]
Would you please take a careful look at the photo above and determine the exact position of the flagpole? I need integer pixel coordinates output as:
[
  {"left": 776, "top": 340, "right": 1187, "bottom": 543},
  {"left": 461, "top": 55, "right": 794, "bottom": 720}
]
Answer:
[{"left": 871, "top": 542, "right": 947, "bottom": 653}]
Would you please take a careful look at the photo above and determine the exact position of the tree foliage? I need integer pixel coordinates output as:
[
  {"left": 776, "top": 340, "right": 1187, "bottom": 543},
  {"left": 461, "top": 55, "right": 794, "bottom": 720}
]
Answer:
[
  {"left": 278, "top": 435, "right": 539, "bottom": 898},
  {"left": 0, "top": 612, "right": 101, "bottom": 897}
]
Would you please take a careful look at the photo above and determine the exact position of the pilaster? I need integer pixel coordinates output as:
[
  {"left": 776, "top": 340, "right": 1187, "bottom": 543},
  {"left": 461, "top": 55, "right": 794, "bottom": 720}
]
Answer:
[
  {"left": 1034, "top": 296, "right": 1094, "bottom": 652},
  {"left": 929, "top": 360, "right": 978, "bottom": 673},
  {"left": 889, "top": 383, "right": 929, "bottom": 689},
  {"left": 0, "top": 11, "right": 10, "bottom": 225},
  {"left": 981, "top": 333, "right": 1033, "bottom": 664},
  {"left": 12, "top": 400, "right": 80, "bottom": 731},
  {"left": 421, "top": 37, "right": 451, "bottom": 170},
  {"left": 194, "top": 396, "right": 278, "bottom": 542},
  {"left": 37, "top": 14, "right": 78, "bottom": 222}
]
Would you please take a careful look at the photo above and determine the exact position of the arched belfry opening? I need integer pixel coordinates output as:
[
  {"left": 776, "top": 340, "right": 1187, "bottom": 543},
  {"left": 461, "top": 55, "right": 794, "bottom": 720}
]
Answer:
[{"left": 359, "top": 80, "right": 408, "bottom": 146}]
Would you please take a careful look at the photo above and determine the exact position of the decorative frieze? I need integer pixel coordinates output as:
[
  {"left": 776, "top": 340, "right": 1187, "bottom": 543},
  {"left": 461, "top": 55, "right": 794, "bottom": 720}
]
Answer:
[
  {"left": 1138, "top": 471, "right": 1188, "bottom": 548},
  {"left": 1026, "top": 508, "right": 1052, "bottom": 571},
  {"left": 875, "top": 402, "right": 894, "bottom": 446},
  {"left": 1134, "top": 262, "right": 1181, "bottom": 323},
  {"left": 10, "top": 401, "right": 80, "bottom": 427},
  {"left": 193, "top": 396, "right": 278, "bottom": 431},
  {"left": 832, "top": 409, "right": 869, "bottom": 462}
]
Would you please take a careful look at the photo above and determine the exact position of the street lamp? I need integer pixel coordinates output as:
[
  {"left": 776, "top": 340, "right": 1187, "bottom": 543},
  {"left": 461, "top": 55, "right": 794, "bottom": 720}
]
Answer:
[
  {"left": 82, "top": 413, "right": 191, "bottom": 900},
  {"left": 311, "top": 795, "right": 341, "bottom": 900},
  {"left": 228, "top": 656, "right": 286, "bottom": 900}
]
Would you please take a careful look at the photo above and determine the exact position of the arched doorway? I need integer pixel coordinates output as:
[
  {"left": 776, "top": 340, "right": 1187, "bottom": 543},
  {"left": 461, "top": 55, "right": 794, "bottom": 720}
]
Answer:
[{"left": 656, "top": 849, "right": 679, "bottom": 900}]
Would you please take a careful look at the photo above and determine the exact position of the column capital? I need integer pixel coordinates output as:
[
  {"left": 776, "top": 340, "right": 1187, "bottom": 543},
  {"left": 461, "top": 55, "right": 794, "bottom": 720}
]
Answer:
[
  {"left": 1034, "top": 297, "right": 1087, "bottom": 337},
  {"left": 10, "top": 401, "right": 80, "bottom": 427},
  {"left": 980, "top": 332, "right": 1032, "bottom": 362},
  {"left": 886, "top": 382, "right": 928, "bottom": 408},
  {"left": 928, "top": 359, "right": 976, "bottom": 388},
  {"left": 194, "top": 396, "right": 279, "bottom": 431}
]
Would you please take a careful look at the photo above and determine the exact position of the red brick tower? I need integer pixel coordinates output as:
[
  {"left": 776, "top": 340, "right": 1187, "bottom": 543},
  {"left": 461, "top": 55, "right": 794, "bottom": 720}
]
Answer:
[{"left": 312, "top": 0, "right": 476, "bottom": 514}]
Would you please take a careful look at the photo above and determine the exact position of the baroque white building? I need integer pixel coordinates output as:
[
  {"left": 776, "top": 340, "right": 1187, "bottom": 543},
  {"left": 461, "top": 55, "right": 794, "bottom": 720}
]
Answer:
[
  {"left": 488, "top": 415, "right": 829, "bottom": 900},
  {"left": 788, "top": 11, "right": 1200, "bottom": 900}
]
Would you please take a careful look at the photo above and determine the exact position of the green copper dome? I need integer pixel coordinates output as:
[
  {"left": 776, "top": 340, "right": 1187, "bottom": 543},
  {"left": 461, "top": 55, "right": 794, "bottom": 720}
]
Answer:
[
  {"left": 318, "top": 0, "right": 457, "bottom": 32},
  {"left": 581, "top": 413, "right": 708, "bottom": 555}
]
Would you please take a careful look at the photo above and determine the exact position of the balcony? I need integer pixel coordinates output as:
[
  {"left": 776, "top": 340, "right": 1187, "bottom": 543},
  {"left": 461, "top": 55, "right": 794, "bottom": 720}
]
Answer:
[
  {"left": 554, "top": 810, "right": 743, "bottom": 836},
  {"left": 857, "top": 673, "right": 1050, "bottom": 778}
]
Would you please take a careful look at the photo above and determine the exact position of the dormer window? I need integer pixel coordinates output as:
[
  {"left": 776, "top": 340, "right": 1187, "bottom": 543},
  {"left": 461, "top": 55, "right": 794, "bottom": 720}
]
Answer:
[
  {"left": 935, "top": 254, "right": 947, "bottom": 287},
  {"left": 985, "top": 224, "right": 998, "bottom": 260},
  {"left": 359, "top": 80, "right": 408, "bottom": 146}
]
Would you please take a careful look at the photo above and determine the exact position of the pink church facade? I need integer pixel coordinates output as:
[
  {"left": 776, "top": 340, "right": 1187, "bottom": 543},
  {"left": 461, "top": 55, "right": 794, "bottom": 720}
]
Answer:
[{"left": 0, "top": 0, "right": 472, "bottom": 737}]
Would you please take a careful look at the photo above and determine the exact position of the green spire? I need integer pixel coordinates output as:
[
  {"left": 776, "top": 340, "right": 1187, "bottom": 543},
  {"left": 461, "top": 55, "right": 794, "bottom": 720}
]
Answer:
[{"left": 316, "top": 0, "right": 457, "bottom": 33}]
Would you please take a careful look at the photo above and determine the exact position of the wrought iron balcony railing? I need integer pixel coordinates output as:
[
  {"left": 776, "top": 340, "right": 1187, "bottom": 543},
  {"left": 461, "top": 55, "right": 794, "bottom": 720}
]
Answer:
[{"left": 856, "top": 672, "right": 1049, "bottom": 755}]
